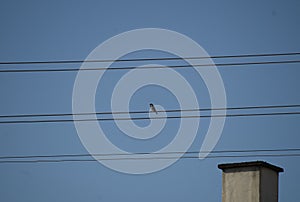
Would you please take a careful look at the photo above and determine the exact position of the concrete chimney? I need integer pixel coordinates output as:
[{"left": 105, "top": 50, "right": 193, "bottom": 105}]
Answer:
[{"left": 218, "top": 161, "right": 283, "bottom": 202}]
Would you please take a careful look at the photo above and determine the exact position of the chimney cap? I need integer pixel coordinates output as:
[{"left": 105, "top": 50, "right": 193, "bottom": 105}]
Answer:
[{"left": 218, "top": 161, "right": 284, "bottom": 173}]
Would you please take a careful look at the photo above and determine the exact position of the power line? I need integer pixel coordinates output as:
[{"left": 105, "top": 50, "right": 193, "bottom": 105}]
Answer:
[
  {"left": 0, "top": 104, "right": 299, "bottom": 119},
  {"left": 1, "top": 148, "right": 299, "bottom": 160},
  {"left": 0, "top": 59, "right": 300, "bottom": 73},
  {"left": 0, "top": 154, "right": 300, "bottom": 164},
  {"left": 0, "top": 111, "right": 299, "bottom": 124},
  {"left": 1, "top": 52, "right": 300, "bottom": 65}
]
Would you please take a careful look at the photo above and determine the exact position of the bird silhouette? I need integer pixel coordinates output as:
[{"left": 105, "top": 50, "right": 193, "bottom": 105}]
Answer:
[{"left": 149, "top": 103, "right": 158, "bottom": 114}]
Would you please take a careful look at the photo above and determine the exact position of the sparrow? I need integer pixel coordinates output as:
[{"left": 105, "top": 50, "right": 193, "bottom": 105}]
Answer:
[{"left": 149, "top": 103, "right": 158, "bottom": 114}]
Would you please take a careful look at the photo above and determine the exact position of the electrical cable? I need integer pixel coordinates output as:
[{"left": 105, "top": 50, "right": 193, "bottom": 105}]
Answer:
[
  {"left": 0, "top": 111, "right": 299, "bottom": 124},
  {"left": 0, "top": 104, "right": 299, "bottom": 119},
  {"left": 0, "top": 148, "right": 300, "bottom": 160},
  {"left": 0, "top": 60, "right": 300, "bottom": 73},
  {"left": 0, "top": 154, "right": 300, "bottom": 164},
  {"left": 1, "top": 52, "right": 300, "bottom": 65}
]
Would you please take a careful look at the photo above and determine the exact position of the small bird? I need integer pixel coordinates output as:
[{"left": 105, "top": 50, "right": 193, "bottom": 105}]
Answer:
[{"left": 149, "top": 103, "right": 158, "bottom": 114}]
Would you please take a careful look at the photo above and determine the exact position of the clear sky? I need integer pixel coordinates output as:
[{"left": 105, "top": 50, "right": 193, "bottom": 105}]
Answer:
[{"left": 0, "top": 0, "right": 300, "bottom": 201}]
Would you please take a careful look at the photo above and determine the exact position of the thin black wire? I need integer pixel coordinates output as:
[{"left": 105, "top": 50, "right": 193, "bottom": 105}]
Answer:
[
  {"left": 1, "top": 52, "right": 300, "bottom": 65},
  {"left": 0, "top": 154, "right": 300, "bottom": 164},
  {"left": 0, "top": 60, "right": 300, "bottom": 73},
  {"left": 0, "top": 111, "right": 299, "bottom": 124},
  {"left": 0, "top": 148, "right": 299, "bottom": 160},
  {"left": 1, "top": 104, "right": 299, "bottom": 119}
]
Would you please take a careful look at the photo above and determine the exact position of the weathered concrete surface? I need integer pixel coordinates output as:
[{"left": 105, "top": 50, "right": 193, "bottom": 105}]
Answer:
[{"left": 218, "top": 161, "right": 283, "bottom": 202}]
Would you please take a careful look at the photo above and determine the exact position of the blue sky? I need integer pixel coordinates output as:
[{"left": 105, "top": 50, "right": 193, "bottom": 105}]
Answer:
[{"left": 0, "top": 0, "right": 300, "bottom": 201}]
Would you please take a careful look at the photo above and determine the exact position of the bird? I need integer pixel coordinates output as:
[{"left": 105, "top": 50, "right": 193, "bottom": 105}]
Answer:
[{"left": 149, "top": 103, "right": 158, "bottom": 114}]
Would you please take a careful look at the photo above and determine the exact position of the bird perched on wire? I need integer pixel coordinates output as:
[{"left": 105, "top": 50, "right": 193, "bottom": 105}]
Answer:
[{"left": 149, "top": 103, "right": 158, "bottom": 114}]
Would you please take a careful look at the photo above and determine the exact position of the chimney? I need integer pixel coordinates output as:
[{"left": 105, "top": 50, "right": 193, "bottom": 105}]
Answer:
[{"left": 218, "top": 161, "right": 283, "bottom": 202}]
